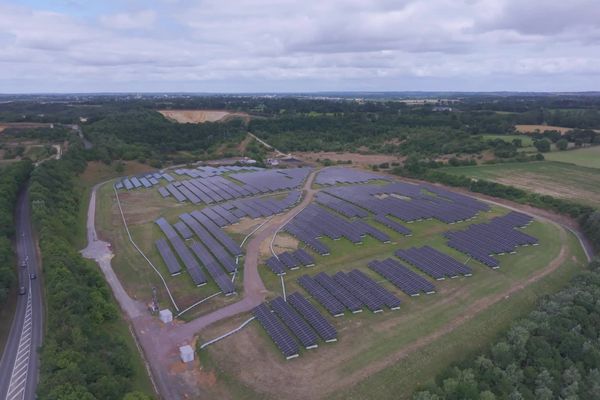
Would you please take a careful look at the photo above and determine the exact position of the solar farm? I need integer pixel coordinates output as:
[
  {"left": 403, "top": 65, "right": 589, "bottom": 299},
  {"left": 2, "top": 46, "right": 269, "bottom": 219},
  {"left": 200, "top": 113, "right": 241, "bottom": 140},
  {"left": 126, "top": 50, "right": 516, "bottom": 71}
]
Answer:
[{"left": 94, "top": 164, "right": 583, "bottom": 400}]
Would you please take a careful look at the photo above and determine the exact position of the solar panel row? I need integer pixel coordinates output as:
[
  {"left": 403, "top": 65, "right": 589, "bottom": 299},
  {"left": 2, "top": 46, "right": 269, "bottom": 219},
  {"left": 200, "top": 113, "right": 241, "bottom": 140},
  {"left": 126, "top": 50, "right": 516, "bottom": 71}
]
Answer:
[
  {"left": 253, "top": 304, "right": 299, "bottom": 360},
  {"left": 283, "top": 204, "right": 390, "bottom": 255},
  {"left": 445, "top": 211, "right": 537, "bottom": 268},
  {"left": 368, "top": 258, "right": 435, "bottom": 296},
  {"left": 315, "top": 167, "right": 391, "bottom": 186},
  {"left": 167, "top": 168, "right": 310, "bottom": 205},
  {"left": 116, "top": 172, "right": 175, "bottom": 191},
  {"left": 321, "top": 177, "right": 490, "bottom": 224},
  {"left": 395, "top": 246, "right": 472, "bottom": 280}
]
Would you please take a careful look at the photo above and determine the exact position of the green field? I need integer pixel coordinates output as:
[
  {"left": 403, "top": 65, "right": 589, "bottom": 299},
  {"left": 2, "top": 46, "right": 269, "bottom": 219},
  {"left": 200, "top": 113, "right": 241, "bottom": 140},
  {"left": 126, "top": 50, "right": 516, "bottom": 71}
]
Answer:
[
  {"left": 544, "top": 145, "right": 600, "bottom": 168},
  {"left": 440, "top": 161, "right": 600, "bottom": 207},
  {"left": 196, "top": 206, "right": 586, "bottom": 400}
]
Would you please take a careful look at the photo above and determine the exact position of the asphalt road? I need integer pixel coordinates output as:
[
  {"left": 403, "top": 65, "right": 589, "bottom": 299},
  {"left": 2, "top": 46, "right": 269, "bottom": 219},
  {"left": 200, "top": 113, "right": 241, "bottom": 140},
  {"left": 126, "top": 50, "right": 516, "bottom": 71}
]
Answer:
[{"left": 0, "top": 189, "right": 44, "bottom": 400}]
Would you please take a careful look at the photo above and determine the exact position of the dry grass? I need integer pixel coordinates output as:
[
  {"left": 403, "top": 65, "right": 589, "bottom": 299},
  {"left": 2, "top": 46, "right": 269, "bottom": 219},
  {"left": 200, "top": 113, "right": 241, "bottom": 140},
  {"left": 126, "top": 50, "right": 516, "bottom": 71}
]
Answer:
[
  {"left": 297, "top": 151, "right": 404, "bottom": 167},
  {"left": 515, "top": 124, "right": 575, "bottom": 134},
  {"left": 158, "top": 109, "right": 250, "bottom": 124}
]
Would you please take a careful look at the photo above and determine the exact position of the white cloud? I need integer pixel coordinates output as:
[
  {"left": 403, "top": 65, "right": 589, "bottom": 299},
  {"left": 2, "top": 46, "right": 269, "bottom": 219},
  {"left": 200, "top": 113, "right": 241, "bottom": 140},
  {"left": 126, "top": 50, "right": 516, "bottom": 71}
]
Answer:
[
  {"left": 99, "top": 10, "right": 156, "bottom": 30},
  {"left": 0, "top": 0, "right": 598, "bottom": 92}
]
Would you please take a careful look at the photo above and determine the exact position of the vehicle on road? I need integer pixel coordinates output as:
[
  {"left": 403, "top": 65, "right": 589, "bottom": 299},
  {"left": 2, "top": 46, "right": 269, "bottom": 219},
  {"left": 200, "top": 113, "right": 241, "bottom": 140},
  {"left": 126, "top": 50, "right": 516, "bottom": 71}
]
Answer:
[
  {"left": 20, "top": 261, "right": 27, "bottom": 268},
  {"left": 30, "top": 273, "right": 36, "bottom": 280},
  {"left": 19, "top": 286, "right": 26, "bottom": 295}
]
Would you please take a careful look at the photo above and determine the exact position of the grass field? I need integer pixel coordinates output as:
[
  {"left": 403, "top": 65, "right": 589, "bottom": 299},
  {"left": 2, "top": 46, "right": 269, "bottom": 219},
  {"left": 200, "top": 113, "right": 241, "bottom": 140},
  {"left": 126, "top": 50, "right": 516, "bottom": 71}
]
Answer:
[
  {"left": 194, "top": 206, "right": 586, "bottom": 400},
  {"left": 440, "top": 161, "right": 600, "bottom": 207},
  {"left": 544, "top": 145, "right": 600, "bottom": 169}
]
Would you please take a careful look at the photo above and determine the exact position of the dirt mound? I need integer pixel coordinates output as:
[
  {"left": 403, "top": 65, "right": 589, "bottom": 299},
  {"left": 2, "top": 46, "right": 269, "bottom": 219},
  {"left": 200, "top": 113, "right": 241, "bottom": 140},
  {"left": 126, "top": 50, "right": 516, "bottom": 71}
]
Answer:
[{"left": 158, "top": 109, "right": 249, "bottom": 124}]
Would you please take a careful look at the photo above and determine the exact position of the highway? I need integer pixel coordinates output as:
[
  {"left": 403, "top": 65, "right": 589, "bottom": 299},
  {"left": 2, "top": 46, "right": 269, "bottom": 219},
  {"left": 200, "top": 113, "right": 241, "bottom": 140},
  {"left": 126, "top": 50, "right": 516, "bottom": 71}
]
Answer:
[{"left": 0, "top": 189, "right": 44, "bottom": 400}]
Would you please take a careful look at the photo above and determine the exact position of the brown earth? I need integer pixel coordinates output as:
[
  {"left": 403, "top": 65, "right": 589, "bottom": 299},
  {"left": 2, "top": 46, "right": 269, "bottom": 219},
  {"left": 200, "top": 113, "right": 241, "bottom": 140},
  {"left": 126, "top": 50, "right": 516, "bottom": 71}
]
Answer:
[
  {"left": 297, "top": 151, "right": 404, "bottom": 167},
  {"left": 158, "top": 109, "right": 250, "bottom": 124},
  {"left": 513, "top": 124, "right": 600, "bottom": 135}
]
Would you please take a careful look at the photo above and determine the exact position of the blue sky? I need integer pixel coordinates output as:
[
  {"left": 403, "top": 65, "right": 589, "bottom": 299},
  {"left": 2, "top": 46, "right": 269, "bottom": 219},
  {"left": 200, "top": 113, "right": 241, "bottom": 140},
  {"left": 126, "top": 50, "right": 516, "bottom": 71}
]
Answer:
[{"left": 1, "top": 0, "right": 599, "bottom": 93}]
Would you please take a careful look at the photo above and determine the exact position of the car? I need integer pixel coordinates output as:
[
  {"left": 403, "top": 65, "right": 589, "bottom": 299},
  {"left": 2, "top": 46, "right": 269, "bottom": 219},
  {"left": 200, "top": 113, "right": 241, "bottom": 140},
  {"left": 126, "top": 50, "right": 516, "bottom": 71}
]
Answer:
[
  {"left": 20, "top": 261, "right": 27, "bottom": 268},
  {"left": 30, "top": 273, "right": 36, "bottom": 280},
  {"left": 18, "top": 286, "right": 26, "bottom": 295}
]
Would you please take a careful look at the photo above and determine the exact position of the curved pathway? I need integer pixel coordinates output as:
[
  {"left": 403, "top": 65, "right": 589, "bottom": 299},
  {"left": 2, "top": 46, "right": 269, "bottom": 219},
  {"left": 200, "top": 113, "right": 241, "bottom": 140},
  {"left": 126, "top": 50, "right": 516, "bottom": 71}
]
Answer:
[{"left": 82, "top": 170, "right": 318, "bottom": 399}]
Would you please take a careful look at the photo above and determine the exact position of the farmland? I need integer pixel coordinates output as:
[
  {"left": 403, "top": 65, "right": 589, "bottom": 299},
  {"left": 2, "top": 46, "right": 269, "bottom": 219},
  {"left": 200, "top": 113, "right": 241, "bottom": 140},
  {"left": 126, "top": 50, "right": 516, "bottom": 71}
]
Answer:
[{"left": 440, "top": 161, "right": 600, "bottom": 207}]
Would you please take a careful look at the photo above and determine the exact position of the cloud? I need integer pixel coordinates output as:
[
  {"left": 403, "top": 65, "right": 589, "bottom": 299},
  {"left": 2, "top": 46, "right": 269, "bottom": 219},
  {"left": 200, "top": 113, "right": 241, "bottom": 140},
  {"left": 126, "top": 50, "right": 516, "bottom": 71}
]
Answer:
[
  {"left": 99, "top": 10, "right": 156, "bottom": 30},
  {"left": 0, "top": 0, "right": 598, "bottom": 92}
]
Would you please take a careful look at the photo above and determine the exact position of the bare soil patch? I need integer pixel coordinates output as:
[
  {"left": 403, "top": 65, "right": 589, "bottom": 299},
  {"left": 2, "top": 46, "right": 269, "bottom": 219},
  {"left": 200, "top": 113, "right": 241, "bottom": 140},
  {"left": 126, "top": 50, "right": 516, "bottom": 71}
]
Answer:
[
  {"left": 158, "top": 109, "right": 250, "bottom": 124},
  {"left": 514, "top": 124, "right": 593, "bottom": 134},
  {"left": 297, "top": 151, "right": 404, "bottom": 167},
  {"left": 495, "top": 174, "right": 600, "bottom": 204}
]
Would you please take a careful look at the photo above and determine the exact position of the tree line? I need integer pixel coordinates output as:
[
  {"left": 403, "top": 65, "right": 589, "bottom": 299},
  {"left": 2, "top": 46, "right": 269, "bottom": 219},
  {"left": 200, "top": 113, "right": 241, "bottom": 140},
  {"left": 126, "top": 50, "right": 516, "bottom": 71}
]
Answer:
[
  {"left": 0, "top": 161, "right": 32, "bottom": 305},
  {"left": 30, "top": 142, "right": 152, "bottom": 400}
]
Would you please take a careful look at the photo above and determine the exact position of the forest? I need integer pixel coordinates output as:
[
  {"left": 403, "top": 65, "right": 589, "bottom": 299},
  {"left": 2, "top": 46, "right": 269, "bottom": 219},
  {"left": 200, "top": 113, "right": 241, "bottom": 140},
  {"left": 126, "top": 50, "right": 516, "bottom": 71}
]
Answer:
[
  {"left": 29, "top": 142, "right": 151, "bottom": 400},
  {"left": 0, "top": 161, "right": 32, "bottom": 305}
]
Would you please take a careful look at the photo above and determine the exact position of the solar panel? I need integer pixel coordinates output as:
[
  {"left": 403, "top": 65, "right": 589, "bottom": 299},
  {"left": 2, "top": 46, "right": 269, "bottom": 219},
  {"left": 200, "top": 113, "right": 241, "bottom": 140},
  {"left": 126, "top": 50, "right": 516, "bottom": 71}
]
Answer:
[
  {"left": 297, "top": 275, "right": 345, "bottom": 317},
  {"left": 314, "top": 272, "right": 363, "bottom": 313},
  {"left": 270, "top": 297, "right": 319, "bottom": 349},
  {"left": 287, "top": 292, "right": 337, "bottom": 342},
  {"left": 253, "top": 303, "right": 299, "bottom": 359},
  {"left": 348, "top": 269, "right": 401, "bottom": 310},
  {"left": 155, "top": 239, "right": 183, "bottom": 275}
]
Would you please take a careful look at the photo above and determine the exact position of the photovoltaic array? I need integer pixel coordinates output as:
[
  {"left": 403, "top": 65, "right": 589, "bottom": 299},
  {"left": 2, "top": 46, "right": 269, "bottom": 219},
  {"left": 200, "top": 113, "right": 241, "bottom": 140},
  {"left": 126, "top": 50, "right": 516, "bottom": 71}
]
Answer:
[
  {"left": 445, "top": 211, "right": 537, "bottom": 268},
  {"left": 297, "top": 271, "right": 401, "bottom": 316},
  {"left": 283, "top": 204, "right": 391, "bottom": 255},
  {"left": 253, "top": 292, "right": 337, "bottom": 359},
  {"left": 395, "top": 245, "right": 472, "bottom": 280},
  {"left": 265, "top": 249, "right": 315, "bottom": 275},
  {"left": 162, "top": 167, "right": 311, "bottom": 205},
  {"left": 115, "top": 172, "right": 175, "bottom": 190},
  {"left": 315, "top": 167, "right": 391, "bottom": 186}
]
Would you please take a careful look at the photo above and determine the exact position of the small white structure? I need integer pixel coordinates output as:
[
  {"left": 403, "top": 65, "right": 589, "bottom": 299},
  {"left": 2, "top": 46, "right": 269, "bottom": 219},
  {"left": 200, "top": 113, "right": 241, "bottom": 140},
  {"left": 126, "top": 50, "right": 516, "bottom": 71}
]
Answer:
[
  {"left": 179, "top": 345, "right": 194, "bottom": 363},
  {"left": 159, "top": 309, "right": 173, "bottom": 324}
]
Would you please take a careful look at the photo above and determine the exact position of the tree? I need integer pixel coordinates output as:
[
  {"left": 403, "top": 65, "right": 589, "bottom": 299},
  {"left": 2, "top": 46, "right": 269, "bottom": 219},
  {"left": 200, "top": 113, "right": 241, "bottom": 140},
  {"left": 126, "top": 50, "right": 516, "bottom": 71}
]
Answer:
[
  {"left": 534, "top": 139, "right": 551, "bottom": 153},
  {"left": 556, "top": 138, "right": 568, "bottom": 150}
]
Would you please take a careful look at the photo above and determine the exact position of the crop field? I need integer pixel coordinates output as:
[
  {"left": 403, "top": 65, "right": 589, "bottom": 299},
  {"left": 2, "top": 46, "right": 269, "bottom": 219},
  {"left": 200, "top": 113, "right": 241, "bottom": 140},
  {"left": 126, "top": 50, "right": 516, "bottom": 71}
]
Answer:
[
  {"left": 514, "top": 124, "right": 573, "bottom": 134},
  {"left": 440, "top": 161, "right": 600, "bottom": 206},
  {"left": 196, "top": 208, "right": 585, "bottom": 400},
  {"left": 544, "top": 145, "right": 600, "bottom": 169}
]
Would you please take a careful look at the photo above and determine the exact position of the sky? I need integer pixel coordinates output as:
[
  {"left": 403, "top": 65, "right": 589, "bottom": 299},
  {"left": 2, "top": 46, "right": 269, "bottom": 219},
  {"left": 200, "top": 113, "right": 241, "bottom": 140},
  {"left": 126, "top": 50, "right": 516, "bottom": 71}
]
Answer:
[{"left": 0, "top": 0, "right": 599, "bottom": 93}]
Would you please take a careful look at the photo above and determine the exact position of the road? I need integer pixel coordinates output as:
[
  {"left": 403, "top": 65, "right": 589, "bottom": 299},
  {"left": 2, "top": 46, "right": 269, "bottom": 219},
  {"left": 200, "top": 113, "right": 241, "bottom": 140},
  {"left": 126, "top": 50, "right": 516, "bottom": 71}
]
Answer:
[{"left": 0, "top": 190, "right": 44, "bottom": 400}]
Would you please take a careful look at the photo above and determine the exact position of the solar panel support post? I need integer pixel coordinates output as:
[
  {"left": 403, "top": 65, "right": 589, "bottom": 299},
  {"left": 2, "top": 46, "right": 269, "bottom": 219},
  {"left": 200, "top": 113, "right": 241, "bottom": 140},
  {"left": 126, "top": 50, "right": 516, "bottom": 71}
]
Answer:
[{"left": 280, "top": 275, "right": 287, "bottom": 301}]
